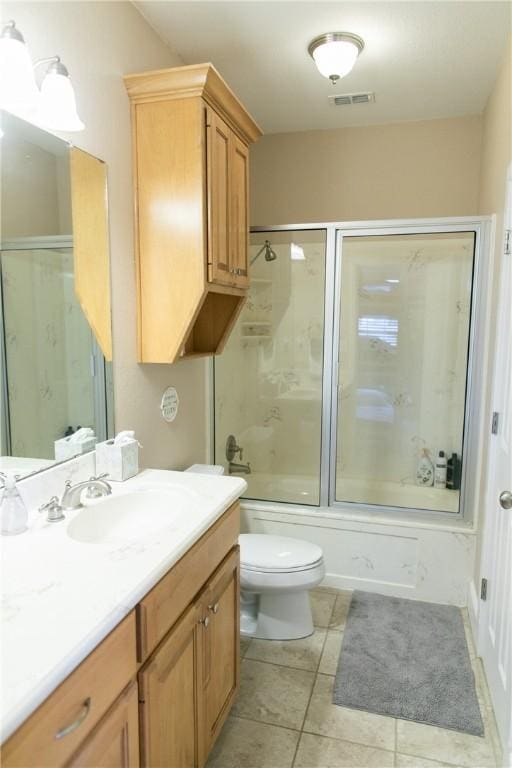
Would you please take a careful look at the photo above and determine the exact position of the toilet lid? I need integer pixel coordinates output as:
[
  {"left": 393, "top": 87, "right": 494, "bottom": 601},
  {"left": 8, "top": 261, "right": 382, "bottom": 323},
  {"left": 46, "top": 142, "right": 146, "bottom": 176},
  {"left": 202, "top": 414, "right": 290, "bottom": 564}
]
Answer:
[{"left": 239, "top": 534, "right": 323, "bottom": 573}]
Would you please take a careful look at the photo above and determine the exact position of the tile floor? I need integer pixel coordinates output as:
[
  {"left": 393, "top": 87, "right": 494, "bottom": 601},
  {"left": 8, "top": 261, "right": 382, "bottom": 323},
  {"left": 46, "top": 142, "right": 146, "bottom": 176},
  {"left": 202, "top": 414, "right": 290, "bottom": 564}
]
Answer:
[{"left": 207, "top": 588, "right": 504, "bottom": 768}]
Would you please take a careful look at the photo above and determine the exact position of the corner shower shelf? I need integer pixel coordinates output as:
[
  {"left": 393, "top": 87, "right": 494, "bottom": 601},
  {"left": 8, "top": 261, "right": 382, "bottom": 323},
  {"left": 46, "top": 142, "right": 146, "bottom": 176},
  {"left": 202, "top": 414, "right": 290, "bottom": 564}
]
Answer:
[{"left": 241, "top": 321, "right": 272, "bottom": 339}]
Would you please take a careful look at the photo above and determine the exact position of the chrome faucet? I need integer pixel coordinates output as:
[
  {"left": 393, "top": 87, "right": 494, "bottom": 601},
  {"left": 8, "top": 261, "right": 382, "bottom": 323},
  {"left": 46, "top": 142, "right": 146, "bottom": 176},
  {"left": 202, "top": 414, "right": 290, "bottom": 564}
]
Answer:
[
  {"left": 61, "top": 475, "right": 112, "bottom": 511},
  {"left": 226, "top": 434, "right": 251, "bottom": 474},
  {"left": 228, "top": 461, "right": 251, "bottom": 475}
]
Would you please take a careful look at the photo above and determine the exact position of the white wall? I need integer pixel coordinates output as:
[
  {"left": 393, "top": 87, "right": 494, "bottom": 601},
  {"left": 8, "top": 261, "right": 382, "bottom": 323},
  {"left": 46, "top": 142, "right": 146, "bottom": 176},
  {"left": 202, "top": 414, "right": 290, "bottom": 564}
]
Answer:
[{"left": 4, "top": 1, "right": 209, "bottom": 470}]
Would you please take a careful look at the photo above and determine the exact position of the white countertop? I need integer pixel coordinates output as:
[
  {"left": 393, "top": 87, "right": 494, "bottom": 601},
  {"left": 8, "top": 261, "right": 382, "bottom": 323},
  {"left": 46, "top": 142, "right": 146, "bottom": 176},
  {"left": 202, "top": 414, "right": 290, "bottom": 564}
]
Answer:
[{"left": 0, "top": 469, "right": 246, "bottom": 743}]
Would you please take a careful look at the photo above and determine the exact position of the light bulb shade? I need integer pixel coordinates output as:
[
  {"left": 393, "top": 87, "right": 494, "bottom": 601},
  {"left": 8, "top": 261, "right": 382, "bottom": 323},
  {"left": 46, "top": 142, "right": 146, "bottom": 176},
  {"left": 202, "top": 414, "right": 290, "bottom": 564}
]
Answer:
[
  {"left": 308, "top": 32, "right": 364, "bottom": 83},
  {"left": 38, "top": 71, "right": 84, "bottom": 131},
  {"left": 0, "top": 36, "right": 40, "bottom": 112}
]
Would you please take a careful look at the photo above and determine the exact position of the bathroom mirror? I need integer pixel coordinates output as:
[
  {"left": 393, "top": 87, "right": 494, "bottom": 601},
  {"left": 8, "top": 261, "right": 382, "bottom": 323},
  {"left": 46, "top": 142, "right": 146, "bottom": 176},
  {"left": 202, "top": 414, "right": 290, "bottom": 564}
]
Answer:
[{"left": 0, "top": 110, "right": 114, "bottom": 479}]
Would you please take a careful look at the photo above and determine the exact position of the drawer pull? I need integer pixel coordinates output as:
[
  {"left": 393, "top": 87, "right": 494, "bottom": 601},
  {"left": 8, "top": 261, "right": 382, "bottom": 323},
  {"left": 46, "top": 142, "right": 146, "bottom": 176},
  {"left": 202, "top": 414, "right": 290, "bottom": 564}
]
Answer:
[
  {"left": 208, "top": 603, "right": 219, "bottom": 614},
  {"left": 199, "top": 616, "right": 210, "bottom": 628},
  {"left": 55, "top": 698, "right": 91, "bottom": 740}
]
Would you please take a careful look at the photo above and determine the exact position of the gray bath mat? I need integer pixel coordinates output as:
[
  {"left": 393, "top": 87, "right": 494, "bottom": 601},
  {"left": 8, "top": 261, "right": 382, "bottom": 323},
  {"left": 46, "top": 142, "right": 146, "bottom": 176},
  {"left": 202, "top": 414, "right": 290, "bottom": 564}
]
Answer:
[{"left": 333, "top": 591, "right": 484, "bottom": 736}]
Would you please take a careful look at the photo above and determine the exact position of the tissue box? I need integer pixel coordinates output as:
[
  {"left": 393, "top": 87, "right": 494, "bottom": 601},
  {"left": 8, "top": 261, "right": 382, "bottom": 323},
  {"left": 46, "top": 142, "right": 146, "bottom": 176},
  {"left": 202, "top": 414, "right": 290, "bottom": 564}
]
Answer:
[
  {"left": 55, "top": 435, "right": 97, "bottom": 462},
  {"left": 95, "top": 439, "right": 139, "bottom": 481}
]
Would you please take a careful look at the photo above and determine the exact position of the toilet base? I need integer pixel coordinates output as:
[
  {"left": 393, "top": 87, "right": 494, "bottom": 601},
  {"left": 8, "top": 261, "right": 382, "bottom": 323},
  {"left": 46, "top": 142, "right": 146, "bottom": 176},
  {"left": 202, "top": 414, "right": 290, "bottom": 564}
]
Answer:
[{"left": 240, "top": 589, "right": 314, "bottom": 640}]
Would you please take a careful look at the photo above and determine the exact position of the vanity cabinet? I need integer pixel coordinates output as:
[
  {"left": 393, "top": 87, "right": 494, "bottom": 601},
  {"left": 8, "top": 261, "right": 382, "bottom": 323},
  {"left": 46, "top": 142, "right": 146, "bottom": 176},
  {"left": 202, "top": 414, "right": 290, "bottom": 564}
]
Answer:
[
  {"left": 138, "top": 548, "right": 239, "bottom": 767},
  {"left": 124, "top": 64, "right": 261, "bottom": 363},
  {"left": 1, "top": 612, "right": 138, "bottom": 768},
  {"left": 202, "top": 548, "right": 240, "bottom": 753},
  {"left": 68, "top": 682, "right": 139, "bottom": 768},
  {"left": 1, "top": 501, "right": 241, "bottom": 768}
]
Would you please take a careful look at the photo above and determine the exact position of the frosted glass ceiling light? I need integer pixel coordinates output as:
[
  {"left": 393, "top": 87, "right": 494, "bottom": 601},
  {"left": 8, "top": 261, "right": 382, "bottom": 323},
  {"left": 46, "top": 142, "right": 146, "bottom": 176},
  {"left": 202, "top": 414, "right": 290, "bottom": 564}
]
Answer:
[
  {"left": 0, "top": 21, "right": 40, "bottom": 113},
  {"left": 308, "top": 32, "right": 364, "bottom": 85},
  {"left": 37, "top": 57, "right": 84, "bottom": 132}
]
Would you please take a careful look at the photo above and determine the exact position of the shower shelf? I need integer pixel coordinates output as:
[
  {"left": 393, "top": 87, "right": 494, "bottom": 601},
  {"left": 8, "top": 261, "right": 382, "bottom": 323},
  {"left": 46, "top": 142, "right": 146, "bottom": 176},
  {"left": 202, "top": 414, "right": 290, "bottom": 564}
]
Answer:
[{"left": 241, "top": 321, "right": 272, "bottom": 339}]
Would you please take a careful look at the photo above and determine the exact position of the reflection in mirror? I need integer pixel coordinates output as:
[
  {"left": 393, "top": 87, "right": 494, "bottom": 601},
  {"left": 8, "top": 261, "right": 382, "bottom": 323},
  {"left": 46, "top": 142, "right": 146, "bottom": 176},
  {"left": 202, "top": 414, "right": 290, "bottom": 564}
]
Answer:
[{"left": 0, "top": 110, "right": 114, "bottom": 479}]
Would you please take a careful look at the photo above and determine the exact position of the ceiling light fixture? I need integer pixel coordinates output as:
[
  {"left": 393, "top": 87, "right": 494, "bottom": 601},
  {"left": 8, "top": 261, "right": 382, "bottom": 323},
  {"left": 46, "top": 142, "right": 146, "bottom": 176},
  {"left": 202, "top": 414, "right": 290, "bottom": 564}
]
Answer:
[
  {"left": 0, "top": 20, "right": 84, "bottom": 132},
  {"left": 308, "top": 32, "right": 364, "bottom": 85}
]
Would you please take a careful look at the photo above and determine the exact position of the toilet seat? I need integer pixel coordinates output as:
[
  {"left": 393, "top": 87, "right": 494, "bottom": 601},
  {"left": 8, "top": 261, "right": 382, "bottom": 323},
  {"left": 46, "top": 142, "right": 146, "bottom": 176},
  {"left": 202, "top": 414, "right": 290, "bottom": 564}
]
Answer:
[{"left": 239, "top": 533, "right": 323, "bottom": 574}]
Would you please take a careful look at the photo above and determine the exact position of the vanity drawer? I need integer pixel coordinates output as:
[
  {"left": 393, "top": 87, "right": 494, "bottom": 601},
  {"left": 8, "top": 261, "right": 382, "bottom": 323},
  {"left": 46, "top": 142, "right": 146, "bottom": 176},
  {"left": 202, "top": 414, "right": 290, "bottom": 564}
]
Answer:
[
  {"left": 137, "top": 501, "right": 240, "bottom": 662},
  {"left": 2, "top": 611, "right": 137, "bottom": 768}
]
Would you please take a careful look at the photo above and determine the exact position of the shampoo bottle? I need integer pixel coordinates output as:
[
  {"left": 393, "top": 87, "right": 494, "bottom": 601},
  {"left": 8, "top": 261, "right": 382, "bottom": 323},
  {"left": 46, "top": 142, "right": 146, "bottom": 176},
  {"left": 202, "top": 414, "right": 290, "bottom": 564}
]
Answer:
[
  {"left": 1, "top": 476, "right": 28, "bottom": 535},
  {"left": 434, "top": 451, "right": 447, "bottom": 489},
  {"left": 416, "top": 449, "right": 434, "bottom": 486}
]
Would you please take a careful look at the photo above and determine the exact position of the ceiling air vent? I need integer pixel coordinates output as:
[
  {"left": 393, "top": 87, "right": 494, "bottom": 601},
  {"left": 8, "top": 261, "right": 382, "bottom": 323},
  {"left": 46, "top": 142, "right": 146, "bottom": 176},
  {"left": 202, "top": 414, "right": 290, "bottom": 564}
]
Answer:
[{"left": 329, "top": 92, "right": 375, "bottom": 106}]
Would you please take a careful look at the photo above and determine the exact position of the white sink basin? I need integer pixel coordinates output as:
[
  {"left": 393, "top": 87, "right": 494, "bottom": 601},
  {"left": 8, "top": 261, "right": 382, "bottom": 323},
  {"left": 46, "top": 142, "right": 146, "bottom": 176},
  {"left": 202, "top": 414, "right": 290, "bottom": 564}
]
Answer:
[{"left": 67, "top": 488, "right": 197, "bottom": 544}]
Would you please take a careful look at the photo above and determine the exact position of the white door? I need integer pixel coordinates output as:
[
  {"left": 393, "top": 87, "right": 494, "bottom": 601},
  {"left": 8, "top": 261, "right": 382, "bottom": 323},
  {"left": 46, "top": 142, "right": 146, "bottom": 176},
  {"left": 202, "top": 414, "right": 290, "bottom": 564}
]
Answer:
[{"left": 479, "top": 167, "right": 512, "bottom": 766}]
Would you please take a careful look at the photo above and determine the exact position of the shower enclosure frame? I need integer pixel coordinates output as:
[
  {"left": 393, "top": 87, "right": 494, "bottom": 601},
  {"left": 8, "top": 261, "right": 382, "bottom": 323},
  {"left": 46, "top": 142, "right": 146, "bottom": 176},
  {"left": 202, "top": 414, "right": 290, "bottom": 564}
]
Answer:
[
  {"left": 212, "top": 215, "right": 493, "bottom": 525},
  {"left": 0, "top": 235, "right": 110, "bottom": 457}
]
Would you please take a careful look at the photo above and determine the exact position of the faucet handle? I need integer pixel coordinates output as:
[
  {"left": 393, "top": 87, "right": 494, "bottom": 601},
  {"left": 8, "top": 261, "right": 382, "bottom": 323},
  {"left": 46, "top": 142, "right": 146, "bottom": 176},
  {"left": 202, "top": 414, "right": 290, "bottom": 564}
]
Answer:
[
  {"left": 239, "top": 447, "right": 243, "bottom": 461},
  {"left": 39, "top": 496, "right": 65, "bottom": 523},
  {"left": 85, "top": 474, "right": 112, "bottom": 499}
]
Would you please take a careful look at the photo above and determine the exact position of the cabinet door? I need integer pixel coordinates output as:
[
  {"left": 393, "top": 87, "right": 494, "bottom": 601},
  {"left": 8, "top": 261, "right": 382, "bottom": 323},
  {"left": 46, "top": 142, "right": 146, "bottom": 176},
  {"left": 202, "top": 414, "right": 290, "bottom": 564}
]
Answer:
[
  {"left": 139, "top": 602, "right": 204, "bottom": 768},
  {"left": 202, "top": 547, "right": 240, "bottom": 755},
  {"left": 206, "top": 108, "right": 232, "bottom": 286},
  {"left": 68, "top": 682, "right": 139, "bottom": 768},
  {"left": 229, "top": 136, "right": 250, "bottom": 290}
]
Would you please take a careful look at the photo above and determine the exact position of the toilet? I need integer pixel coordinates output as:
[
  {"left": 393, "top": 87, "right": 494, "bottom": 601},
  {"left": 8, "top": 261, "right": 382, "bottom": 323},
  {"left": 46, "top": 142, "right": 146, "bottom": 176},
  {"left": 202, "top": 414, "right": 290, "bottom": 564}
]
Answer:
[{"left": 239, "top": 534, "right": 325, "bottom": 640}]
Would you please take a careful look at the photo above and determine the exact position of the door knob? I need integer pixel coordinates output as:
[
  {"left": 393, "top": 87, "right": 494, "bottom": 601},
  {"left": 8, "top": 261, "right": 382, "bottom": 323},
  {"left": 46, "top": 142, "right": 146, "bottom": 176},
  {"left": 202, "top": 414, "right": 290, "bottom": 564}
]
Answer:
[{"left": 499, "top": 490, "right": 512, "bottom": 510}]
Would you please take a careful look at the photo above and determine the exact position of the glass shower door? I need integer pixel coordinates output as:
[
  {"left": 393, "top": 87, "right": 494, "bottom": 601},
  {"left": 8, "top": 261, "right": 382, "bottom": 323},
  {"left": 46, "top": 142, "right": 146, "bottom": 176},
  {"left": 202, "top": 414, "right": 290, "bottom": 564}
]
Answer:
[
  {"left": 1, "top": 247, "right": 97, "bottom": 459},
  {"left": 333, "top": 231, "right": 475, "bottom": 514},
  {"left": 214, "top": 229, "right": 327, "bottom": 505}
]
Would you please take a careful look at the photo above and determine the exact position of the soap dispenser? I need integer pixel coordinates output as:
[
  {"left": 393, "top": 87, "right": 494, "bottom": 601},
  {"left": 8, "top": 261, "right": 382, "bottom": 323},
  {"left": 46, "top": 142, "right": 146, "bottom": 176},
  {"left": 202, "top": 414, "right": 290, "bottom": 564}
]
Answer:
[{"left": 1, "top": 475, "right": 28, "bottom": 535}]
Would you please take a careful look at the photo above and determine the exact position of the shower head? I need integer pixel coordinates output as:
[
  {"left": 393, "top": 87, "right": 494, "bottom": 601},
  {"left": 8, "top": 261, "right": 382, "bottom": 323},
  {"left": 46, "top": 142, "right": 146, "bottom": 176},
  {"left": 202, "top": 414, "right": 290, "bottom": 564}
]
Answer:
[{"left": 250, "top": 240, "right": 277, "bottom": 265}]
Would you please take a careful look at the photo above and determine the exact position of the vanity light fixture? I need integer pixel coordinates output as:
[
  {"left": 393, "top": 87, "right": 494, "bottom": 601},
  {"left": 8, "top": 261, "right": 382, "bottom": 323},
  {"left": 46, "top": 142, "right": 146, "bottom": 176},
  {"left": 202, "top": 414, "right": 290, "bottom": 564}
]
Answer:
[
  {"left": 36, "top": 57, "right": 84, "bottom": 132},
  {"left": 0, "top": 21, "right": 84, "bottom": 132},
  {"left": 0, "top": 21, "right": 40, "bottom": 112},
  {"left": 308, "top": 32, "right": 364, "bottom": 85}
]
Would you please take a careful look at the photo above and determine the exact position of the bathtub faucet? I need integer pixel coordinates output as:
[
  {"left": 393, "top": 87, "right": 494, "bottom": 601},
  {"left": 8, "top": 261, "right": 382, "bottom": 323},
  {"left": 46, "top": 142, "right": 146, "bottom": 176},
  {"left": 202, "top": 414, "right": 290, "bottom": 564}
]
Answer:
[{"left": 228, "top": 461, "right": 251, "bottom": 475}]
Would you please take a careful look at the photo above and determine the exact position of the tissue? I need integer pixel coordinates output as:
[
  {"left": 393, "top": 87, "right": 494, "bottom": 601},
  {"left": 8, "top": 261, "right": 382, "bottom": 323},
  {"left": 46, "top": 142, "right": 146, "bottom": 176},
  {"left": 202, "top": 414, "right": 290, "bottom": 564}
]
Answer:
[
  {"left": 95, "top": 431, "right": 140, "bottom": 481},
  {"left": 55, "top": 428, "right": 97, "bottom": 461},
  {"left": 69, "top": 427, "right": 95, "bottom": 444}
]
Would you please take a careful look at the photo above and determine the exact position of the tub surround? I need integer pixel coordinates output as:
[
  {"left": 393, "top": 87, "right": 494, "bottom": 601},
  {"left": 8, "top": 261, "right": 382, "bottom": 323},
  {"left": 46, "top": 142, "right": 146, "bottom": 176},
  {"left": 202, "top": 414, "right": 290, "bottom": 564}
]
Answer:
[
  {"left": 241, "top": 502, "right": 475, "bottom": 606},
  {"left": 1, "top": 467, "right": 246, "bottom": 743}
]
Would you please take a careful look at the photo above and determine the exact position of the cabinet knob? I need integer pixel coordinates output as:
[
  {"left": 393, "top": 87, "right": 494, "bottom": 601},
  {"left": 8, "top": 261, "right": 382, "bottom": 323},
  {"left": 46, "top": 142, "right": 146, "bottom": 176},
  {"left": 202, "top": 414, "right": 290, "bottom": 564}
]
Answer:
[
  {"left": 199, "top": 616, "right": 210, "bottom": 628},
  {"left": 208, "top": 603, "right": 219, "bottom": 614}
]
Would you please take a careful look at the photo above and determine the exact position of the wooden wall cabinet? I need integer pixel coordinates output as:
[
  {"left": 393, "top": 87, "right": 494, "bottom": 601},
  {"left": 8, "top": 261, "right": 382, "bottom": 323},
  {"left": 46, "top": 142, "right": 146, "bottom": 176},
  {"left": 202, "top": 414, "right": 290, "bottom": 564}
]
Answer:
[{"left": 124, "top": 64, "right": 262, "bottom": 363}]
